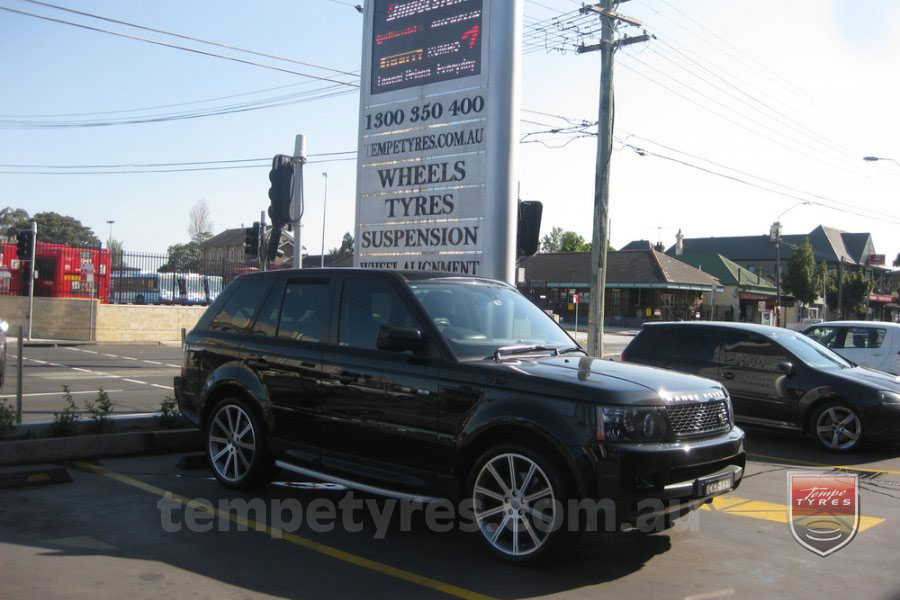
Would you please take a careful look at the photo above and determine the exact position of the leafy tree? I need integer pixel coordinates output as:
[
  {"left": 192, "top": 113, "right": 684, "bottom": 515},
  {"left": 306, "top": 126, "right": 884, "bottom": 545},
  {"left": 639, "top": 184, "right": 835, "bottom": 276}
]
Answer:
[
  {"left": 894, "top": 252, "right": 900, "bottom": 268},
  {"left": 559, "top": 231, "right": 590, "bottom": 252},
  {"left": 159, "top": 242, "right": 202, "bottom": 272},
  {"left": 188, "top": 199, "right": 214, "bottom": 244},
  {"left": 15, "top": 212, "right": 99, "bottom": 246},
  {"left": 782, "top": 238, "right": 819, "bottom": 306},
  {"left": 107, "top": 238, "right": 125, "bottom": 269},
  {"left": 0, "top": 207, "right": 30, "bottom": 236},
  {"left": 329, "top": 232, "right": 354, "bottom": 256},
  {"left": 540, "top": 227, "right": 565, "bottom": 252},
  {"left": 842, "top": 270, "right": 874, "bottom": 316}
]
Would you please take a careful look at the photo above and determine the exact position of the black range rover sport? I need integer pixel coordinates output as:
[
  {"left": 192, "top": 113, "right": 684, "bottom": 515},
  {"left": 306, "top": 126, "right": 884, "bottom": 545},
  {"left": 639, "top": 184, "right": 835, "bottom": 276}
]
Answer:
[{"left": 174, "top": 269, "right": 745, "bottom": 563}]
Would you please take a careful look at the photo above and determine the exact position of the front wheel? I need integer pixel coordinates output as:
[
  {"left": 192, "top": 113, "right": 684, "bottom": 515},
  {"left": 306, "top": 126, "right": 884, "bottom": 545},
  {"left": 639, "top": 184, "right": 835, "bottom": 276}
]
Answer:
[
  {"left": 206, "top": 397, "right": 275, "bottom": 489},
  {"left": 811, "top": 401, "right": 864, "bottom": 452},
  {"left": 466, "top": 444, "right": 573, "bottom": 564}
]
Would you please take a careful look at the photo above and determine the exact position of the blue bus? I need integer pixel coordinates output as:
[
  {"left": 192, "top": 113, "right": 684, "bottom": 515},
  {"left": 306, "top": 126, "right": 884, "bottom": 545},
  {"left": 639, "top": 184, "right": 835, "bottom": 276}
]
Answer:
[{"left": 111, "top": 271, "right": 223, "bottom": 305}]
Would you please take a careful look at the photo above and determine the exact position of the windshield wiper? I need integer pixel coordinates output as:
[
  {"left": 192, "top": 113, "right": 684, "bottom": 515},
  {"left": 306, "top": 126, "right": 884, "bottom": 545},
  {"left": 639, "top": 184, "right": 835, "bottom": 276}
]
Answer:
[
  {"left": 558, "top": 346, "right": 584, "bottom": 355},
  {"left": 493, "top": 345, "right": 560, "bottom": 360}
]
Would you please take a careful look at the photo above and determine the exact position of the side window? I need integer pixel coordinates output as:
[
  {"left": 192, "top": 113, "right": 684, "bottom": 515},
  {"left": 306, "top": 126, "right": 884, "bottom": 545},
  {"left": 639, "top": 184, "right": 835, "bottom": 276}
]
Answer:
[
  {"left": 339, "top": 278, "right": 418, "bottom": 350},
  {"left": 277, "top": 280, "right": 332, "bottom": 342},
  {"left": 723, "top": 333, "right": 789, "bottom": 371},
  {"left": 840, "top": 327, "right": 886, "bottom": 349},
  {"left": 677, "top": 328, "right": 723, "bottom": 362},
  {"left": 807, "top": 326, "right": 840, "bottom": 348},
  {"left": 250, "top": 280, "right": 284, "bottom": 337},
  {"left": 209, "top": 279, "right": 270, "bottom": 333}
]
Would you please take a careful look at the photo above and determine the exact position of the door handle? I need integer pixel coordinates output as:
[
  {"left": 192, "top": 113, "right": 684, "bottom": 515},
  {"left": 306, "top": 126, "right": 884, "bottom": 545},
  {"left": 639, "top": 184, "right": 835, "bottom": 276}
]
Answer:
[
  {"left": 246, "top": 357, "right": 270, "bottom": 370},
  {"left": 721, "top": 371, "right": 735, "bottom": 380}
]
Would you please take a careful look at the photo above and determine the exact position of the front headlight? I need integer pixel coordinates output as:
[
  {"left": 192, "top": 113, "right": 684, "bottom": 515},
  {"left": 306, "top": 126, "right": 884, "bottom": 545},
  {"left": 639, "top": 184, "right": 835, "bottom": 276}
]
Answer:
[
  {"left": 878, "top": 391, "right": 900, "bottom": 405},
  {"left": 596, "top": 405, "right": 668, "bottom": 442},
  {"left": 0, "top": 320, "right": 7, "bottom": 334}
]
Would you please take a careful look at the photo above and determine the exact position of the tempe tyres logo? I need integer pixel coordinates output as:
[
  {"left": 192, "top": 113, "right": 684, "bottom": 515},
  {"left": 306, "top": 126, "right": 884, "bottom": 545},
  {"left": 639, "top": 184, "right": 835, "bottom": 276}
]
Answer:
[{"left": 788, "top": 472, "right": 859, "bottom": 556}]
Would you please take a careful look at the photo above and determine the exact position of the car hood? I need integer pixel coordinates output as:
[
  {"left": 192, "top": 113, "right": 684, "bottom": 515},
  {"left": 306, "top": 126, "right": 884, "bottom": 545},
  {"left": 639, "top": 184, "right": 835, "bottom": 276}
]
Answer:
[
  {"left": 481, "top": 354, "right": 727, "bottom": 406},
  {"left": 829, "top": 365, "right": 900, "bottom": 390}
]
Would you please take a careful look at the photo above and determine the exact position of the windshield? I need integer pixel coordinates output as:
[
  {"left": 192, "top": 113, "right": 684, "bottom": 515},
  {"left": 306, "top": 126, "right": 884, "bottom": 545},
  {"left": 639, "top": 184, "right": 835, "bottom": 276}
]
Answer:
[
  {"left": 409, "top": 280, "right": 577, "bottom": 361},
  {"left": 771, "top": 330, "right": 853, "bottom": 369}
]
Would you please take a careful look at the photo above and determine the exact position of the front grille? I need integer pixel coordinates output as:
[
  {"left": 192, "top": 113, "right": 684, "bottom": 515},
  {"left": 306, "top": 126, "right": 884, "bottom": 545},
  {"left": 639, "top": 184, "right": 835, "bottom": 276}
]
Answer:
[{"left": 667, "top": 400, "right": 730, "bottom": 437}]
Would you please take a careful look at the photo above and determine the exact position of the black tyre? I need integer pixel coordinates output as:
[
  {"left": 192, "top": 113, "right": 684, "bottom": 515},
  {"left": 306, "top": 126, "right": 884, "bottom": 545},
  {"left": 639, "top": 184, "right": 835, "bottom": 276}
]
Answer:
[
  {"left": 465, "top": 443, "right": 574, "bottom": 564},
  {"left": 810, "top": 400, "right": 864, "bottom": 453},
  {"left": 206, "top": 397, "right": 276, "bottom": 490},
  {"left": 135, "top": 294, "right": 145, "bottom": 305}
]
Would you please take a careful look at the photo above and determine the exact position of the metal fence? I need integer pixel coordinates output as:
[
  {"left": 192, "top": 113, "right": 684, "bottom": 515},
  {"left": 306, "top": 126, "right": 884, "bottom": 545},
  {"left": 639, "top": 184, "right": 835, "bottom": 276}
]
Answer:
[{"left": 0, "top": 242, "right": 290, "bottom": 305}]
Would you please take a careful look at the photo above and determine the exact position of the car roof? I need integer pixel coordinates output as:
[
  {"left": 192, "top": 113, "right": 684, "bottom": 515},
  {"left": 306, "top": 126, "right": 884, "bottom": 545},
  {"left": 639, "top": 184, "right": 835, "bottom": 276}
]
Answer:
[
  {"left": 806, "top": 320, "right": 900, "bottom": 329},
  {"left": 642, "top": 321, "right": 787, "bottom": 336},
  {"left": 237, "top": 268, "right": 509, "bottom": 286}
]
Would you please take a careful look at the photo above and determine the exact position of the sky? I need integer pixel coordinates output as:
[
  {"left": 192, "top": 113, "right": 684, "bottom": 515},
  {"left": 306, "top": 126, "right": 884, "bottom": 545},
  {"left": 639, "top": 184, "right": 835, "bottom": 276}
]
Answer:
[{"left": 1, "top": 0, "right": 898, "bottom": 265}]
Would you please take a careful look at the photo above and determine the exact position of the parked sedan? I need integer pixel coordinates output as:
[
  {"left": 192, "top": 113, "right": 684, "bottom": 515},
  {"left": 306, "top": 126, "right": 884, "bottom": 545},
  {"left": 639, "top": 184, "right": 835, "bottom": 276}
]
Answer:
[
  {"left": 803, "top": 320, "right": 900, "bottom": 375},
  {"left": 622, "top": 322, "right": 900, "bottom": 452}
]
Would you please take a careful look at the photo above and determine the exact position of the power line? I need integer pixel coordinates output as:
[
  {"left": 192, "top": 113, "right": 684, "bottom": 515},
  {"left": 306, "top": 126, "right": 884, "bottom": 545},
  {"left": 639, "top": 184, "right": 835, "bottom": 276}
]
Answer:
[
  {"left": 0, "top": 155, "right": 359, "bottom": 175},
  {"left": 0, "top": 6, "right": 360, "bottom": 87},
  {"left": 21, "top": 0, "right": 360, "bottom": 78}
]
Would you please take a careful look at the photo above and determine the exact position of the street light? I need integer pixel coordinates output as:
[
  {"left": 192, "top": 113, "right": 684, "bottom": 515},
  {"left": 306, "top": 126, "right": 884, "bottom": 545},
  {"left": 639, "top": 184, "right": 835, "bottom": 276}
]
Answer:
[
  {"left": 770, "top": 201, "right": 811, "bottom": 327},
  {"left": 320, "top": 172, "right": 328, "bottom": 269},
  {"left": 863, "top": 156, "right": 900, "bottom": 166},
  {"left": 106, "top": 219, "right": 115, "bottom": 248}
]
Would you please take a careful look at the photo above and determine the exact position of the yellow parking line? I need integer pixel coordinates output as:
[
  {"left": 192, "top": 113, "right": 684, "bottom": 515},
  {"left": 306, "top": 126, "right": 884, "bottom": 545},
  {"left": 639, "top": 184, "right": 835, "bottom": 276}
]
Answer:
[
  {"left": 747, "top": 452, "right": 900, "bottom": 476},
  {"left": 700, "top": 494, "right": 885, "bottom": 531},
  {"left": 73, "top": 461, "right": 494, "bottom": 600}
]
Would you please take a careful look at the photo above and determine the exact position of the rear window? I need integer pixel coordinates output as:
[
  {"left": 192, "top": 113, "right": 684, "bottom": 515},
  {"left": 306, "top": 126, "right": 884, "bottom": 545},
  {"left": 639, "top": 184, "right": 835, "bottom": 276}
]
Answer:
[
  {"left": 839, "top": 327, "right": 886, "bottom": 349},
  {"left": 209, "top": 279, "right": 271, "bottom": 333}
]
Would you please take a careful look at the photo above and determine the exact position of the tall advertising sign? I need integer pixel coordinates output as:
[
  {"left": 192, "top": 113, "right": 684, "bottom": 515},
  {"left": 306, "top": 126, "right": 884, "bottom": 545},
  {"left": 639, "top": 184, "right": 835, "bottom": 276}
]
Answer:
[{"left": 354, "top": 0, "right": 521, "bottom": 282}]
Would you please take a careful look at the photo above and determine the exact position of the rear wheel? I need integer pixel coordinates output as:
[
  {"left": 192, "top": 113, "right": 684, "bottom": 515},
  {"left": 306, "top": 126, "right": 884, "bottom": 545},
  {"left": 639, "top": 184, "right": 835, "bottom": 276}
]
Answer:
[
  {"left": 811, "top": 401, "right": 864, "bottom": 452},
  {"left": 206, "top": 397, "right": 276, "bottom": 489},
  {"left": 466, "top": 444, "right": 573, "bottom": 564}
]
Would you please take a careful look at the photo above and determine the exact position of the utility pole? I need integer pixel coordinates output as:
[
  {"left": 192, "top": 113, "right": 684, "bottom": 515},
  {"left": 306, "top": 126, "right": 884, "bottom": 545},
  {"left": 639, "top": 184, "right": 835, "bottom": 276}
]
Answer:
[
  {"left": 259, "top": 210, "right": 267, "bottom": 271},
  {"left": 27, "top": 221, "right": 36, "bottom": 340},
  {"left": 579, "top": 1, "right": 649, "bottom": 357},
  {"left": 293, "top": 134, "right": 307, "bottom": 270},
  {"left": 771, "top": 221, "right": 782, "bottom": 328}
]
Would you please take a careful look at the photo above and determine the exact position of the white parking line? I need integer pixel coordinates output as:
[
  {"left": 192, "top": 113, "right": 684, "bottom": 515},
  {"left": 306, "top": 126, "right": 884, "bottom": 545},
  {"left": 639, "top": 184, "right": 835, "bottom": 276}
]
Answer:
[
  {"left": 150, "top": 383, "right": 174, "bottom": 390},
  {"left": 0, "top": 389, "right": 125, "bottom": 399},
  {"left": 121, "top": 378, "right": 148, "bottom": 385},
  {"left": 79, "top": 349, "right": 98, "bottom": 354},
  {"left": 143, "top": 360, "right": 163, "bottom": 365},
  {"left": 164, "top": 364, "right": 180, "bottom": 368},
  {"left": 70, "top": 367, "right": 91, "bottom": 373},
  {"left": 103, "top": 353, "right": 118, "bottom": 358}
]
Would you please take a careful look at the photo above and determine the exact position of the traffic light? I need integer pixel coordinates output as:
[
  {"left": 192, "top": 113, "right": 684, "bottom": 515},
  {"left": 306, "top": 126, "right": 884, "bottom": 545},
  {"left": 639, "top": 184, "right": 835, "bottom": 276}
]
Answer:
[
  {"left": 266, "top": 224, "right": 282, "bottom": 262},
  {"left": 517, "top": 201, "right": 543, "bottom": 256},
  {"left": 16, "top": 229, "right": 35, "bottom": 261},
  {"left": 267, "top": 154, "right": 294, "bottom": 228},
  {"left": 244, "top": 222, "right": 260, "bottom": 258}
]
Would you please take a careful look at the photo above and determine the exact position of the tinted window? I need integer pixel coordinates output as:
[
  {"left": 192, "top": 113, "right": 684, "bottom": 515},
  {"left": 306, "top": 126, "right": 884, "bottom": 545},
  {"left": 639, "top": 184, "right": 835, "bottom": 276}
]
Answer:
[
  {"left": 723, "top": 332, "right": 789, "bottom": 371},
  {"left": 209, "top": 279, "right": 270, "bottom": 333},
  {"left": 339, "top": 278, "right": 418, "bottom": 350},
  {"left": 278, "top": 280, "right": 331, "bottom": 342},
  {"left": 251, "top": 281, "right": 284, "bottom": 337},
  {"left": 655, "top": 328, "right": 723, "bottom": 362},
  {"left": 839, "top": 327, "right": 886, "bottom": 349}
]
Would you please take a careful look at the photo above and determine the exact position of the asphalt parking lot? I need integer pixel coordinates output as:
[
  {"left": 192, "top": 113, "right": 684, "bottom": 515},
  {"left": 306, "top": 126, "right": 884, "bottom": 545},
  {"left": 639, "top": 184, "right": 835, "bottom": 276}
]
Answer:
[
  {"left": 4, "top": 344, "right": 181, "bottom": 422},
  {"left": 1, "top": 429, "right": 898, "bottom": 599}
]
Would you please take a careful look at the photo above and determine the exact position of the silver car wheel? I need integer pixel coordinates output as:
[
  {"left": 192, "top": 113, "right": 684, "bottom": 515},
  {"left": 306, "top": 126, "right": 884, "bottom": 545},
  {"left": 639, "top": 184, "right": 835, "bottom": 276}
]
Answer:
[
  {"left": 208, "top": 404, "right": 256, "bottom": 482},
  {"left": 815, "top": 406, "right": 862, "bottom": 450},
  {"left": 472, "top": 452, "right": 557, "bottom": 557}
]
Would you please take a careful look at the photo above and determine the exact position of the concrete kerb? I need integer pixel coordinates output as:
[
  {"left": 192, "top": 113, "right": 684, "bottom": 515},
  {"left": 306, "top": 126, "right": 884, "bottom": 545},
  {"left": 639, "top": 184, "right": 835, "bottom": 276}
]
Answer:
[
  {"left": 0, "top": 413, "right": 202, "bottom": 466},
  {"left": 22, "top": 339, "right": 183, "bottom": 347}
]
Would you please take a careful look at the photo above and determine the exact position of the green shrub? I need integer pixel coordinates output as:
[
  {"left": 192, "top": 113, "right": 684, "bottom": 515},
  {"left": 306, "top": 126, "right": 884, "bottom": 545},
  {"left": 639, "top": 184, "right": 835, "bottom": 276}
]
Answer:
[
  {"left": 48, "top": 385, "right": 80, "bottom": 438},
  {"left": 159, "top": 394, "right": 183, "bottom": 429},
  {"left": 0, "top": 398, "right": 15, "bottom": 439},
  {"left": 84, "top": 387, "right": 115, "bottom": 434}
]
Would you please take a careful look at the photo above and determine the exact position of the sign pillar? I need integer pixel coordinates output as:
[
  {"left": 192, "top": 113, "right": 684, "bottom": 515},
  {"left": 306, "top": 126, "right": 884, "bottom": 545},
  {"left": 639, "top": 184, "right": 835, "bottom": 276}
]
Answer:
[{"left": 354, "top": 0, "right": 519, "bottom": 282}]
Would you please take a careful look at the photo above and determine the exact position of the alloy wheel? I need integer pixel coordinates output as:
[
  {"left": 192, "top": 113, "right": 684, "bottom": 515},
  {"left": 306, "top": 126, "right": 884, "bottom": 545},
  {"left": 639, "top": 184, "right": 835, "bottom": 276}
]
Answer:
[
  {"left": 815, "top": 406, "right": 862, "bottom": 451},
  {"left": 208, "top": 404, "right": 257, "bottom": 482},
  {"left": 472, "top": 452, "right": 557, "bottom": 557}
]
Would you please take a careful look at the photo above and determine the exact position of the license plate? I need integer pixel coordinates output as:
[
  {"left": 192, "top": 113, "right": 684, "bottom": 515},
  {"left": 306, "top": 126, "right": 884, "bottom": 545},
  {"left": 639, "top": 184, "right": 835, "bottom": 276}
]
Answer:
[{"left": 700, "top": 474, "right": 734, "bottom": 496}]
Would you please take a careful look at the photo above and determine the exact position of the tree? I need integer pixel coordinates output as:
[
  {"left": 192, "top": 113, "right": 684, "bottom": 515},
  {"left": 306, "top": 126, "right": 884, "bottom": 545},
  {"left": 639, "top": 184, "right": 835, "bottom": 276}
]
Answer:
[
  {"left": 559, "top": 231, "right": 590, "bottom": 252},
  {"left": 188, "top": 199, "right": 214, "bottom": 244},
  {"left": 159, "top": 242, "right": 202, "bottom": 273},
  {"left": 540, "top": 227, "right": 565, "bottom": 252},
  {"left": 782, "top": 238, "right": 819, "bottom": 306},
  {"left": 893, "top": 252, "right": 900, "bottom": 268},
  {"left": 107, "top": 238, "right": 125, "bottom": 269},
  {"left": 329, "top": 232, "right": 354, "bottom": 256},
  {"left": 31, "top": 212, "right": 99, "bottom": 245},
  {"left": 0, "top": 207, "right": 30, "bottom": 236},
  {"left": 842, "top": 270, "right": 874, "bottom": 316}
]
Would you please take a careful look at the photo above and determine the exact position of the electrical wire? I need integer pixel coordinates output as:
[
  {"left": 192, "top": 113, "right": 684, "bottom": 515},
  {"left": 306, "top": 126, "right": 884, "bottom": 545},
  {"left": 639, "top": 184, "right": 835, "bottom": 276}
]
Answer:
[{"left": 0, "top": 5, "right": 360, "bottom": 87}]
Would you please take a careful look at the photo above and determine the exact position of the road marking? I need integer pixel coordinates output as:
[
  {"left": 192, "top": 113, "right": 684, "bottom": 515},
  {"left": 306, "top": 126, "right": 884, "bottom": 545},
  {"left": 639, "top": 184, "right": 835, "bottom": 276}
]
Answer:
[
  {"left": 700, "top": 494, "right": 884, "bottom": 531},
  {"left": 150, "top": 384, "right": 174, "bottom": 390},
  {"left": 121, "top": 356, "right": 138, "bottom": 361},
  {"left": 685, "top": 588, "right": 735, "bottom": 600},
  {"left": 75, "top": 461, "right": 495, "bottom": 600},
  {"left": 164, "top": 363, "right": 180, "bottom": 368},
  {"left": 143, "top": 360, "right": 163, "bottom": 365},
  {"left": 79, "top": 349, "right": 98, "bottom": 354},
  {"left": 0, "top": 389, "right": 125, "bottom": 399},
  {"left": 748, "top": 452, "right": 900, "bottom": 476},
  {"left": 122, "top": 378, "right": 148, "bottom": 385},
  {"left": 103, "top": 353, "right": 119, "bottom": 358},
  {"left": 70, "top": 367, "right": 91, "bottom": 373}
]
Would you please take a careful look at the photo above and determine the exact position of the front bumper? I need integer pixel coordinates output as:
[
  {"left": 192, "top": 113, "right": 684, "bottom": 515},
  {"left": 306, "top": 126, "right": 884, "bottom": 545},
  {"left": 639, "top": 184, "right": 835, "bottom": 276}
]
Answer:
[{"left": 586, "top": 426, "right": 746, "bottom": 522}]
